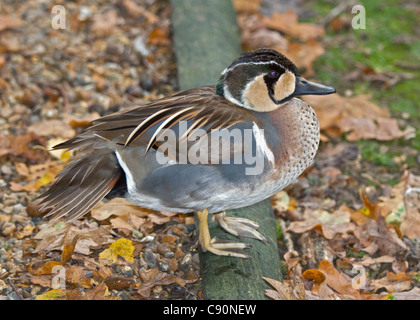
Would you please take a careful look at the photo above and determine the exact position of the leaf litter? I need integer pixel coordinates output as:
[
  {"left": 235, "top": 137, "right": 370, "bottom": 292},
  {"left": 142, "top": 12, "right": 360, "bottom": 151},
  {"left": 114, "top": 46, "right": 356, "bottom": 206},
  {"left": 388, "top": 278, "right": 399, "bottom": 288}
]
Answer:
[
  {"left": 233, "top": 0, "right": 419, "bottom": 300},
  {"left": 0, "top": 0, "right": 419, "bottom": 300}
]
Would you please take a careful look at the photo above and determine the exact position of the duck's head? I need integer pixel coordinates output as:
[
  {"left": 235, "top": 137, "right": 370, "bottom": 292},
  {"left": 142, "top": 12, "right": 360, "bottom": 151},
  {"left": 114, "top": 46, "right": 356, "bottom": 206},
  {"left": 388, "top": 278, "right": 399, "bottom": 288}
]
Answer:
[{"left": 216, "top": 48, "right": 336, "bottom": 112}]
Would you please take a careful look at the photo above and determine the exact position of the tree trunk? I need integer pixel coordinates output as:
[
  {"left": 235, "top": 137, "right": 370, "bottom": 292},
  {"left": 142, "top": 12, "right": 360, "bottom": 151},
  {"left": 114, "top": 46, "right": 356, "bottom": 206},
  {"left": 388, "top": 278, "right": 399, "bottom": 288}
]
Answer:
[{"left": 170, "top": 0, "right": 282, "bottom": 300}]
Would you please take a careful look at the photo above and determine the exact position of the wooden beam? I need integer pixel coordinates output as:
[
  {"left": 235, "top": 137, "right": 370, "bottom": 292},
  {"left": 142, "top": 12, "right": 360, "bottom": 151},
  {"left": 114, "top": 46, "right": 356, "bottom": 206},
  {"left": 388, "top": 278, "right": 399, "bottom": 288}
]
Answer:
[{"left": 170, "top": 0, "right": 282, "bottom": 300}]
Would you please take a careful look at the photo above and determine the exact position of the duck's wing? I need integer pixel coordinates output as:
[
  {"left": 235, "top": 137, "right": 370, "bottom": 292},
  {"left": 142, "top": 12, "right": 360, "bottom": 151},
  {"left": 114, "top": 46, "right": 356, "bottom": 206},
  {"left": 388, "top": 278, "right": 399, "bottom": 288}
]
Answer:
[{"left": 55, "top": 86, "right": 258, "bottom": 163}]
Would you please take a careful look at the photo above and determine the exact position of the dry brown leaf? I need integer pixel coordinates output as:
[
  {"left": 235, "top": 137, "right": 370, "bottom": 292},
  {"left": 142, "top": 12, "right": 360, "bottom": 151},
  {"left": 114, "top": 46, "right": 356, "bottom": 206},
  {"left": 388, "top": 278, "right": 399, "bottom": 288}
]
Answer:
[
  {"left": 392, "top": 287, "right": 420, "bottom": 300},
  {"left": 353, "top": 212, "right": 407, "bottom": 257},
  {"left": 370, "top": 272, "right": 413, "bottom": 293},
  {"left": 352, "top": 255, "right": 395, "bottom": 266},
  {"left": 0, "top": 14, "right": 25, "bottom": 31},
  {"left": 121, "top": 0, "right": 158, "bottom": 23},
  {"left": 33, "top": 221, "right": 113, "bottom": 256},
  {"left": 317, "top": 260, "right": 368, "bottom": 299},
  {"left": 27, "top": 119, "right": 76, "bottom": 139},
  {"left": 262, "top": 10, "right": 325, "bottom": 41},
  {"left": 104, "top": 276, "right": 138, "bottom": 291},
  {"left": 0, "top": 131, "right": 47, "bottom": 163},
  {"left": 11, "top": 161, "right": 64, "bottom": 192},
  {"left": 61, "top": 236, "right": 79, "bottom": 264},
  {"left": 65, "top": 265, "right": 92, "bottom": 288},
  {"left": 303, "top": 94, "right": 413, "bottom": 141},
  {"left": 287, "top": 209, "right": 354, "bottom": 239},
  {"left": 148, "top": 26, "right": 171, "bottom": 45},
  {"left": 242, "top": 28, "right": 289, "bottom": 52},
  {"left": 90, "top": 10, "right": 119, "bottom": 38},
  {"left": 302, "top": 269, "right": 326, "bottom": 285},
  {"left": 263, "top": 276, "right": 306, "bottom": 300},
  {"left": 137, "top": 272, "right": 188, "bottom": 298},
  {"left": 233, "top": 0, "right": 262, "bottom": 13},
  {"left": 284, "top": 40, "right": 325, "bottom": 76},
  {"left": 83, "top": 282, "right": 121, "bottom": 300},
  {"left": 91, "top": 198, "right": 153, "bottom": 221}
]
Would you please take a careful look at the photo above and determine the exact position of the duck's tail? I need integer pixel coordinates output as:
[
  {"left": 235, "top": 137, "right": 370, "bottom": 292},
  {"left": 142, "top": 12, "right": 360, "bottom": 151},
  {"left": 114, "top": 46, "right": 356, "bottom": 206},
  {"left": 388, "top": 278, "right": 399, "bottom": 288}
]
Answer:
[{"left": 36, "top": 137, "right": 123, "bottom": 221}]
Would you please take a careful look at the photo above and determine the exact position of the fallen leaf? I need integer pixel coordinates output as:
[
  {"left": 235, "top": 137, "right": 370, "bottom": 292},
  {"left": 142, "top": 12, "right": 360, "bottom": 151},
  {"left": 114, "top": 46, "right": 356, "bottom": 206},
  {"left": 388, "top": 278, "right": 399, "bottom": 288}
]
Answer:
[
  {"left": 91, "top": 198, "right": 153, "bottom": 221},
  {"left": 36, "top": 289, "right": 67, "bottom": 300},
  {"left": 148, "top": 26, "right": 171, "bottom": 45},
  {"left": 90, "top": 10, "right": 119, "bottom": 38},
  {"left": 287, "top": 209, "right": 354, "bottom": 239},
  {"left": 370, "top": 272, "right": 413, "bottom": 293},
  {"left": 303, "top": 94, "right": 414, "bottom": 141},
  {"left": 121, "top": 0, "right": 158, "bottom": 23},
  {"left": 99, "top": 238, "right": 135, "bottom": 264},
  {"left": 61, "top": 236, "right": 79, "bottom": 264},
  {"left": 84, "top": 283, "right": 121, "bottom": 300},
  {"left": 29, "top": 260, "right": 63, "bottom": 276},
  {"left": 233, "top": 0, "right": 262, "bottom": 13},
  {"left": 302, "top": 269, "right": 326, "bottom": 285},
  {"left": 263, "top": 276, "right": 306, "bottom": 300},
  {"left": 262, "top": 10, "right": 325, "bottom": 41},
  {"left": 392, "top": 287, "right": 420, "bottom": 300},
  {"left": 137, "top": 272, "right": 188, "bottom": 298},
  {"left": 0, "top": 14, "right": 25, "bottom": 31},
  {"left": 104, "top": 276, "right": 138, "bottom": 291},
  {"left": 0, "top": 132, "right": 47, "bottom": 163},
  {"left": 27, "top": 119, "right": 76, "bottom": 139},
  {"left": 65, "top": 265, "right": 92, "bottom": 288},
  {"left": 284, "top": 40, "right": 325, "bottom": 76},
  {"left": 317, "top": 260, "right": 365, "bottom": 299},
  {"left": 15, "top": 224, "right": 35, "bottom": 239}
]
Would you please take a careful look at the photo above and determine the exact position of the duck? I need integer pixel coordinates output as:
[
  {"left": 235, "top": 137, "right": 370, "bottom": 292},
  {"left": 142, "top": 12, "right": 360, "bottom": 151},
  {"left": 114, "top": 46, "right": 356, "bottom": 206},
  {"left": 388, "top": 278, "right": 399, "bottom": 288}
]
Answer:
[{"left": 35, "top": 48, "right": 335, "bottom": 258}]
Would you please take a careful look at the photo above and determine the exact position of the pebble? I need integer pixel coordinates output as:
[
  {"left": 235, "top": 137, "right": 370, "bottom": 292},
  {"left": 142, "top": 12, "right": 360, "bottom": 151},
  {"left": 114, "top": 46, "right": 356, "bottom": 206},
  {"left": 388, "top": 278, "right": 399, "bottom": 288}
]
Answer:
[
  {"left": 125, "top": 86, "right": 143, "bottom": 98},
  {"left": 1, "top": 222, "right": 16, "bottom": 236},
  {"left": 164, "top": 251, "right": 174, "bottom": 259},
  {"left": 133, "top": 36, "right": 149, "bottom": 57},
  {"left": 180, "top": 253, "right": 192, "bottom": 272},
  {"left": 144, "top": 248, "right": 157, "bottom": 269},
  {"left": 121, "top": 266, "right": 134, "bottom": 277},
  {"left": 0, "top": 165, "right": 12, "bottom": 176},
  {"left": 132, "top": 230, "right": 143, "bottom": 239},
  {"left": 159, "top": 260, "right": 170, "bottom": 272},
  {"left": 88, "top": 103, "right": 106, "bottom": 116},
  {"left": 139, "top": 76, "right": 154, "bottom": 91}
]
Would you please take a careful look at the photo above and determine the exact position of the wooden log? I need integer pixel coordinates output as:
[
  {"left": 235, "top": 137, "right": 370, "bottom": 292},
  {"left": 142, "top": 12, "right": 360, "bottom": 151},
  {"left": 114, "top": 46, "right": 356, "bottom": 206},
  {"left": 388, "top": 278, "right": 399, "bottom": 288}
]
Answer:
[{"left": 170, "top": 0, "right": 282, "bottom": 300}]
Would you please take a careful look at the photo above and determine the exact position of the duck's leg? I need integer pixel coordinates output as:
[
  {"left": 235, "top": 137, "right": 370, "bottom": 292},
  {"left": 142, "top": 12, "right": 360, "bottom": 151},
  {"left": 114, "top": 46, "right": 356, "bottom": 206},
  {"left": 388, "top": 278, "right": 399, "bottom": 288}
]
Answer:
[
  {"left": 197, "top": 209, "right": 251, "bottom": 258},
  {"left": 214, "top": 211, "right": 267, "bottom": 242}
]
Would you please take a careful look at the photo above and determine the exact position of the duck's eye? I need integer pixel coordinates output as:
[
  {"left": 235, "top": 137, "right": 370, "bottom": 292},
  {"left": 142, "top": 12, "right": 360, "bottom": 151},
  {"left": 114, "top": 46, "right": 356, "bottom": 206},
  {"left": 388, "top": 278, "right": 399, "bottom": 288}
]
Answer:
[{"left": 268, "top": 71, "right": 280, "bottom": 79}]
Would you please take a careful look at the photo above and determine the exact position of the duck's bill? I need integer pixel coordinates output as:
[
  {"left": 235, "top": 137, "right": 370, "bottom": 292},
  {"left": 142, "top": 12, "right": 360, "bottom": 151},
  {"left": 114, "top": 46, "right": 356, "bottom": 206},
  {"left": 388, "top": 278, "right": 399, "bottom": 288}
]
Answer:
[{"left": 293, "top": 76, "right": 336, "bottom": 96}]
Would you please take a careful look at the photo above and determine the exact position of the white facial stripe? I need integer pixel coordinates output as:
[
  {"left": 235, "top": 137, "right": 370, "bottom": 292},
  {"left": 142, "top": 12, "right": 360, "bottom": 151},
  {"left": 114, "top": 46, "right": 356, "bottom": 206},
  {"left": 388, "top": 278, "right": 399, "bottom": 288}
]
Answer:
[
  {"left": 224, "top": 61, "right": 284, "bottom": 74},
  {"left": 223, "top": 83, "right": 243, "bottom": 107},
  {"left": 252, "top": 122, "right": 275, "bottom": 165}
]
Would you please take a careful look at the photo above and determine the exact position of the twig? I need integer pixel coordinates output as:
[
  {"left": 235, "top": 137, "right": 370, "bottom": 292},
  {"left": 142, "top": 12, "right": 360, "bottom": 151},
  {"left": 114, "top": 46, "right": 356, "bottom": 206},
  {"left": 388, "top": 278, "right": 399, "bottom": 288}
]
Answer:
[
  {"left": 277, "top": 218, "right": 294, "bottom": 252},
  {"left": 7, "top": 279, "right": 24, "bottom": 300},
  {"left": 321, "top": 2, "right": 351, "bottom": 26},
  {"left": 395, "top": 61, "right": 420, "bottom": 71},
  {"left": 47, "top": 82, "right": 70, "bottom": 112}
]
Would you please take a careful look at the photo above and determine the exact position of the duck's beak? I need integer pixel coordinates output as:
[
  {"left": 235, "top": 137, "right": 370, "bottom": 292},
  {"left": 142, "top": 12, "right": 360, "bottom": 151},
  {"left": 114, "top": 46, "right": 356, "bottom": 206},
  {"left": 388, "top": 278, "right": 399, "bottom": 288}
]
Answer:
[{"left": 293, "top": 76, "right": 336, "bottom": 96}]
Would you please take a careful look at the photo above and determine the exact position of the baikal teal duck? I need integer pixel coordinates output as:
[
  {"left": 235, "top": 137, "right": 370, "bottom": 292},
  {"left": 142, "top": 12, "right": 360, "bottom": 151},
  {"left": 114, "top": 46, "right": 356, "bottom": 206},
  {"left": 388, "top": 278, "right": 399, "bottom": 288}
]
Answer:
[{"left": 35, "top": 49, "right": 335, "bottom": 258}]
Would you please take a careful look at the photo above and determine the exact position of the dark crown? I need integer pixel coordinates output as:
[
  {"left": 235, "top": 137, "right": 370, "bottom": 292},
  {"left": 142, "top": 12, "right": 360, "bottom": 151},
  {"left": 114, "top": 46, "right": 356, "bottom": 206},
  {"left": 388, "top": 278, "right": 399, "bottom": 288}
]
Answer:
[{"left": 227, "top": 49, "right": 299, "bottom": 75}]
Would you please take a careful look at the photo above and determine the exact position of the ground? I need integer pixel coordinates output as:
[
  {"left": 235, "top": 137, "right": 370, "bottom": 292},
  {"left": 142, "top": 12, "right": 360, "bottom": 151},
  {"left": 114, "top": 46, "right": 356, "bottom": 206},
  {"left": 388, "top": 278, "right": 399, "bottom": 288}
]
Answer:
[{"left": 0, "top": 0, "right": 419, "bottom": 300}]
